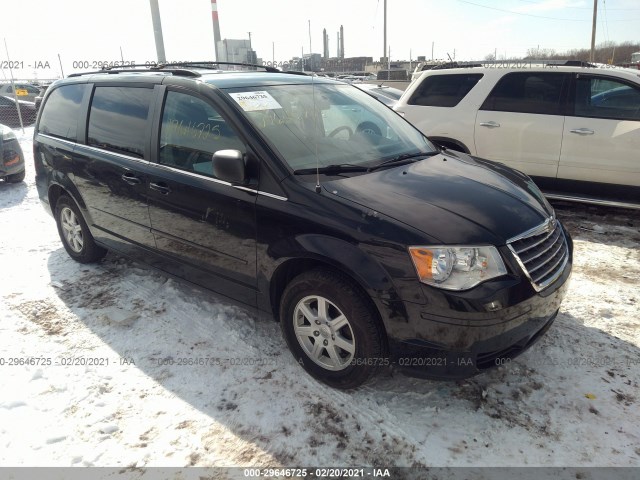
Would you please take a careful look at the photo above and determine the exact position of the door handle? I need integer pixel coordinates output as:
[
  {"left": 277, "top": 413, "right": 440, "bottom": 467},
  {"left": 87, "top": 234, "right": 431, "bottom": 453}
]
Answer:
[
  {"left": 121, "top": 173, "right": 141, "bottom": 185},
  {"left": 479, "top": 121, "right": 500, "bottom": 128},
  {"left": 569, "top": 128, "right": 595, "bottom": 135},
  {"left": 150, "top": 182, "right": 171, "bottom": 195}
]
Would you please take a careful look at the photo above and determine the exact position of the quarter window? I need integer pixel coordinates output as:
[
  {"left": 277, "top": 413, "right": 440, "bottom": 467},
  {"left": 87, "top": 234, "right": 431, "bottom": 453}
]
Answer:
[
  {"left": 574, "top": 76, "right": 640, "bottom": 121},
  {"left": 159, "top": 91, "right": 245, "bottom": 177},
  {"left": 88, "top": 86, "right": 153, "bottom": 158},
  {"left": 38, "top": 84, "right": 86, "bottom": 141},
  {"left": 408, "top": 74, "right": 483, "bottom": 107},
  {"left": 481, "top": 72, "right": 569, "bottom": 115}
]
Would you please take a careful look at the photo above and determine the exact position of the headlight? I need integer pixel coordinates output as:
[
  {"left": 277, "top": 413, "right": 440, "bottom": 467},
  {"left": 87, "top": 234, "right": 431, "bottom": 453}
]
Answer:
[{"left": 408, "top": 245, "right": 507, "bottom": 291}]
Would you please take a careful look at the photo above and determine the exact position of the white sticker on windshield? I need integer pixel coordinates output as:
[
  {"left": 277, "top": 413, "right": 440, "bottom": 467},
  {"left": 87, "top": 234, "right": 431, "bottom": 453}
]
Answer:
[{"left": 229, "top": 91, "right": 282, "bottom": 111}]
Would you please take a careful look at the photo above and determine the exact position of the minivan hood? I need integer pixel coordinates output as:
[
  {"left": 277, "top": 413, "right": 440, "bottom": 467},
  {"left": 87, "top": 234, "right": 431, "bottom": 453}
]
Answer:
[{"left": 323, "top": 152, "right": 552, "bottom": 245}]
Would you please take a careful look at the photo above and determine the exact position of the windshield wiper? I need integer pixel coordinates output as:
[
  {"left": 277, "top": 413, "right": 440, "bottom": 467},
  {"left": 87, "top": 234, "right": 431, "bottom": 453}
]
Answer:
[
  {"left": 367, "top": 151, "right": 438, "bottom": 171},
  {"left": 293, "top": 152, "right": 438, "bottom": 175},
  {"left": 293, "top": 164, "right": 370, "bottom": 175}
]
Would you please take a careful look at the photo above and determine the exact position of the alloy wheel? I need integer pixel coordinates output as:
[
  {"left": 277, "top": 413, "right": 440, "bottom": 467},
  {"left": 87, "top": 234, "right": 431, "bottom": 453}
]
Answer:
[{"left": 293, "top": 295, "right": 356, "bottom": 371}]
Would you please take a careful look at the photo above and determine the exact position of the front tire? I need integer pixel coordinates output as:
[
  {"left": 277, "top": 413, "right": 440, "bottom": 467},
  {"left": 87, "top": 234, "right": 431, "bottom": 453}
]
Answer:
[
  {"left": 55, "top": 195, "right": 107, "bottom": 263},
  {"left": 280, "top": 268, "right": 386, "bottom": 389}
]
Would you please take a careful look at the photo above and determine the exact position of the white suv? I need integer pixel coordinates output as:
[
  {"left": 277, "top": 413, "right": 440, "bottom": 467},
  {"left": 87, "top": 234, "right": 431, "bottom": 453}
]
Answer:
[{"left": 394, "top": 62, "right": 640, "bottom": 208}]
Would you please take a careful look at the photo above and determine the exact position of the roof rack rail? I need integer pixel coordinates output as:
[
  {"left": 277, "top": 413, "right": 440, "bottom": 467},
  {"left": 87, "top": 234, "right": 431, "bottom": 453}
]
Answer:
[
  {"left": 103, "top": 61, "right": 280, "bottom": 73},
  {"left": 67, "top": 67, "right": 202, "bottom": 78},
  {"left": 66, "top": 61, "right": 282, "bottom": 78},
  {"left": 417, "top": 59, "right": 597, "bottom": 71},
  {"left": 282, "top": 70, "right": 312, "bottom": 76}
]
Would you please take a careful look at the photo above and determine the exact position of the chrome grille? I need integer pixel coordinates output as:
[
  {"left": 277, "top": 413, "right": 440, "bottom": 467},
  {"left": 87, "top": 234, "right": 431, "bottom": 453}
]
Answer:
[{"left": 507, "top": 217, "right": 568, "bottom": 292}]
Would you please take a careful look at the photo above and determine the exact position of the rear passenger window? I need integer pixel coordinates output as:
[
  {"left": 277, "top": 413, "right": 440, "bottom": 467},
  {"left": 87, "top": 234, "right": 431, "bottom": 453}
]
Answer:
[
  {"left": 159, "top": 91, "right": 245, "bottom": 177},
  {"left": 574, "top": 76, "right": 640, "bottom": 121},
  {"left": 38, "top": 84, "right": 86, "bottom": 141},
  {"left": 88, "top": 86, "right": 153, "bottom": 158},
  {"left": 481, "top": 72, "right": 569, "bottom": 115},
  {"left": 408, "top": 74, "right": 483, "bottom": 107}
]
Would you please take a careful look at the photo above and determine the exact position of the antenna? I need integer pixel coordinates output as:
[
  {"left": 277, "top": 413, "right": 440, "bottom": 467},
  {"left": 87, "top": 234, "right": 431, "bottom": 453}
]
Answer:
[{"left": 312, "top": 73, "right": 321, "bottom": 194}]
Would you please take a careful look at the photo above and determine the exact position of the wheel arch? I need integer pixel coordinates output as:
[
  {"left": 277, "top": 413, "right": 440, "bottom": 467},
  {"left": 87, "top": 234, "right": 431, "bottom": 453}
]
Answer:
[
  {"left": 270, "top": 256, "right": 391, "bottom": 355},
  {"left": 266, "top": 235, "right": 398, "bottom": 340},
  {"left": 48, "top": 179, "right": 88, "bottom": 213}
]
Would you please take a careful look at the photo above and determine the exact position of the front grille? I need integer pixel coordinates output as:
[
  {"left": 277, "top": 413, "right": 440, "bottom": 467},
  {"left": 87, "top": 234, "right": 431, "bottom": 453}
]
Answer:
[{"left": 508, "top": 217, "right": 568, "bottom": 292}]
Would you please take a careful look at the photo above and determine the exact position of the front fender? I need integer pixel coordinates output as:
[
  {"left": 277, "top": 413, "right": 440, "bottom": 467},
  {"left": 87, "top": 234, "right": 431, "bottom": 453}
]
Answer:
[
  {"left": 292, "top": 234, "right": 397, "bottom": 297},
  {"left": 258, "top": 233, "right": 419, "bottom": 329}
]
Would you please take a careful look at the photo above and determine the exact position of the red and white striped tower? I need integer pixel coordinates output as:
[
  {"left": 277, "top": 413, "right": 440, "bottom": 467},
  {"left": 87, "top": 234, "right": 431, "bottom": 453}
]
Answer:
[{"left": 211, "top": 0, "right": 222, "bottom": 61}]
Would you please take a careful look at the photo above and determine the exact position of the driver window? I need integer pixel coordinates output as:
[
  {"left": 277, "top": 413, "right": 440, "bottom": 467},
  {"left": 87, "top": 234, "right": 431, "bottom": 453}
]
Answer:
[{"left": 159, "top": 91, "right": 246, "bottom": 177}]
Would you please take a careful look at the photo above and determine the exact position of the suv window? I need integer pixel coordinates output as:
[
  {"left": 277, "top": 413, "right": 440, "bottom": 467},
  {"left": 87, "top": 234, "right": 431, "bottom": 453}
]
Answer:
[
  {"left": 38, "top": 84, "right": 86, "bottom": 141},
  {"left": 159, "top": 91, "right": 245, "bottom": 177},
  {"left": 574, "top": 76, "right": 640, "bottom": 121},
  {"left": 481, "top": 72, "right": 569, "bottom": 115},
  {"left": 408, "top": 74, "right": 483, "bottom": 107},
  {"left": 88, "top": 86, "right": 153, "bottom": 158}
]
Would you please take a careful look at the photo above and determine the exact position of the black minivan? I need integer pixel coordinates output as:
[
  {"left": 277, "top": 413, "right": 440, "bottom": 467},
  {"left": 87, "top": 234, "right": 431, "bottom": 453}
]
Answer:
[{"left": 34, "top": 63, "right": 572, "bottom": 389}]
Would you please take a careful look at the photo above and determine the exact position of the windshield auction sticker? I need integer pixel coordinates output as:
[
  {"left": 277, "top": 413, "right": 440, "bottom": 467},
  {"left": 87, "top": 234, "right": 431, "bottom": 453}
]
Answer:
[{"left": 229, "top": 91, "right": 282, "bottom": 111}]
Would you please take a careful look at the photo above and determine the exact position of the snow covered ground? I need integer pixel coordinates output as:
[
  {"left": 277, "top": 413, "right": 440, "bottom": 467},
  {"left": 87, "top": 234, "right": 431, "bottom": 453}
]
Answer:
[{"left": 1, "top": 128, "right": 639, "bottom": 469}]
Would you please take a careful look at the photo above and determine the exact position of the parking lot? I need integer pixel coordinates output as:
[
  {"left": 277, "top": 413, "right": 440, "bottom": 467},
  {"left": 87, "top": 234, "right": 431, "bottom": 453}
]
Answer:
[{"left": 0, "top": 127, "right": 638, "bottom": 469}]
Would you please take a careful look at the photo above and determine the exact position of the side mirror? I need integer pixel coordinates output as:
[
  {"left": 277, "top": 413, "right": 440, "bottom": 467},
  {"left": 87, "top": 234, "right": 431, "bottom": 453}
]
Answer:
[{"left": 211, "top": 149, "right": 246, "bottom": 185}]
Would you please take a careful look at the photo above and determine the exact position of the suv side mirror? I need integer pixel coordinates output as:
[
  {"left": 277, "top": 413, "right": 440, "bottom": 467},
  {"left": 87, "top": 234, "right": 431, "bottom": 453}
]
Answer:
[{"left": 212, "top": 149, "right": 246, "bottom": 185}]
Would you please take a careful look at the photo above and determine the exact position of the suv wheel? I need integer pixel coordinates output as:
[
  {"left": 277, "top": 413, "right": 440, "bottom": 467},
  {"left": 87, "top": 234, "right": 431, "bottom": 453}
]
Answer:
[
  {"left": 5, "top": 169, "right": 25, "bottom": 183},
  {"left": 55, "top": 195, "right": 107, "bottom": 263},
  {"left": 356, "top": 122, "right": 381, "bottom": 136},
  {"left": 280, "top": 268, "right": 386, "bottom": 389}
]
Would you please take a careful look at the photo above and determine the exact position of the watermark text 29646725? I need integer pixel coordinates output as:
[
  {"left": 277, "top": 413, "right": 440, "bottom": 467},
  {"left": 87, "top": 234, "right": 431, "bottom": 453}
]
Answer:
[
  {"left": 151, "top": 355, "right": 277, "bottom": 368},
  {"left": 72, "top": 60, "right": 136, "bottom": 69},
  {"left": 0, "top": 356, "right": 111, "bottom": 367}
]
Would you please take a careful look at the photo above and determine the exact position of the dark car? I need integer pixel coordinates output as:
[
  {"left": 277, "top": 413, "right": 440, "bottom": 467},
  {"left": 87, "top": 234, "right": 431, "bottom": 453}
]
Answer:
[
  {"left": 590, "top": 85, "right": 640, "bottom": 110},
  {"left": 0, "top": 82, "right": 42, "bottom": 102},
  {"left": 355, "top": 83, "right": 405, "bottom": 107},
  {"left": 0, "top": 96, "right": 37, "bottom": 127},
  {"left": 34, "top": 63, "right": 572, "bottom": 389},
  {"left": 0, "top": 123, "right": 25, "bottom": 183}
]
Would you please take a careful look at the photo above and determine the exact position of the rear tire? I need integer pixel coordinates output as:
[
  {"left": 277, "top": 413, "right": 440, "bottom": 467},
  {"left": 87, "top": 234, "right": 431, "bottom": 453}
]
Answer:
[
  {"left": 280, "top": 268, "right": 386, "bottom": 389},
  {"left": 5, "top": 169, "right": 25, "bottom": 183},
  {"left": 55, "top": 195, "right": 107, "bottom": 263}
]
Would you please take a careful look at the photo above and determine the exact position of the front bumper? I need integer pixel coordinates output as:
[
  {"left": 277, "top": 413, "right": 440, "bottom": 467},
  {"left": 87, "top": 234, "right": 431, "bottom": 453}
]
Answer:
[{"left": 385, "top": 238, "right": 572, "bottom": 380}]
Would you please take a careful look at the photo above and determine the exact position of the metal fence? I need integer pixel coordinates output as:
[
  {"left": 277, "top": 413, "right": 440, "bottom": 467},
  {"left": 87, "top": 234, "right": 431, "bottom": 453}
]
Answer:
[{"left": 0, "top": 79, "right": 45, "bottom": 130}]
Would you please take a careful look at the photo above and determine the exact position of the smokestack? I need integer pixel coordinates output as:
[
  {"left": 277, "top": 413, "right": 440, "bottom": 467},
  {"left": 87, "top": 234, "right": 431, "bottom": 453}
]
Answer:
[
  {"left": 149, "top": 0, "right": 166, "bottom": 63},
  {"left": 337, "top": 31, "right": 340, "bottom": 58},
  {"left": 340, "top": 25, "right": 344, "bottom": 58},
  {"left": 323, "top": 28, "right": 328, "bottom": 59},
  {"left": 211, "top": 0, "right": 222, "bottom": 61}
]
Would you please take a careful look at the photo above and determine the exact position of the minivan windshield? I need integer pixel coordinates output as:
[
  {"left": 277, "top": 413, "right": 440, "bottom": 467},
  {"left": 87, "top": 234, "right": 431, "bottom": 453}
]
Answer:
[{"left": 225, "top": 83, "right": 435, "bottom": 173}]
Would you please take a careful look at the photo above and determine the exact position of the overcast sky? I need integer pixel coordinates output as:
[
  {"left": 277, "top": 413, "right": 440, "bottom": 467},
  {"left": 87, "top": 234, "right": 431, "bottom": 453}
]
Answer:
[{"left": 2, "top": 0, "right": 639, "bottom": 79}]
